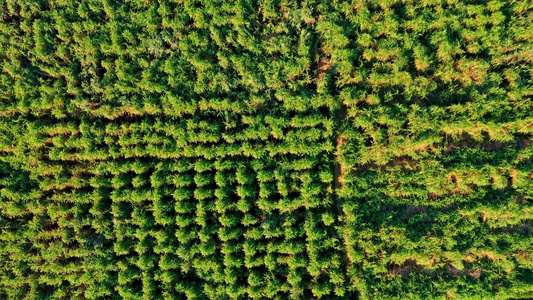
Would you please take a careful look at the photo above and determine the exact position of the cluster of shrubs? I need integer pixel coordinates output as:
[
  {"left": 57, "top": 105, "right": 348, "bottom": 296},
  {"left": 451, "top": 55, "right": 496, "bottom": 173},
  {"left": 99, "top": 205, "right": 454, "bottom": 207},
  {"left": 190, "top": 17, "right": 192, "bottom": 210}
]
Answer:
[{"left": 0, "top": 0, "right": 531, "bottom": 298}]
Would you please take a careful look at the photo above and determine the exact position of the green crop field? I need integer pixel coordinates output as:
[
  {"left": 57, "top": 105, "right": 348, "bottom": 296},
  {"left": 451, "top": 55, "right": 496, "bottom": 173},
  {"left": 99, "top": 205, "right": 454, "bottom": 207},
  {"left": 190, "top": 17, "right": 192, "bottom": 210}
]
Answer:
[{"left": 0, "top": 0, "right": 532, "bottom": 299}]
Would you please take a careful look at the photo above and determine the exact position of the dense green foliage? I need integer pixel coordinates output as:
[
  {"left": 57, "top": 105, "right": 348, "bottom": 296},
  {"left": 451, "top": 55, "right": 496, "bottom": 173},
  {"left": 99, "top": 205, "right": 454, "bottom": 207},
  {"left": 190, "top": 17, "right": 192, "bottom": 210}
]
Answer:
[{"left": 0, "top": 0, "right": 531, "bottom": 299}]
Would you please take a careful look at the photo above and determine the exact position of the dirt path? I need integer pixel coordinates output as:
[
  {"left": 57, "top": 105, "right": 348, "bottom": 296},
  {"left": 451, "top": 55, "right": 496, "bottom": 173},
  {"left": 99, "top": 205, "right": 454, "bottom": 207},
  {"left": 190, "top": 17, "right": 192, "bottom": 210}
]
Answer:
[{"left": 332, "top": 103, "right": 348, "bottom": 215}]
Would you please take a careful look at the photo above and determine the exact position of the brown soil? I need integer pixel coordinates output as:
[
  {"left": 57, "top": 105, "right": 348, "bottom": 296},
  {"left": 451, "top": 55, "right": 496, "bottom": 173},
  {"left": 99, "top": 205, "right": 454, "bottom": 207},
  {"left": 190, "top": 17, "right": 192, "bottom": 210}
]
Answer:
[
  {"left": 444, "top": 136, "right": 530, "bottom": 155},
  {"left": 334, "top": 135, "right": 348, "bottom": 189},
  {"left": 316, "top": 57, "right": 331, "bottom": 80},
  {"left": 388, "top": 259, "right": 483, "bottom": 279}
]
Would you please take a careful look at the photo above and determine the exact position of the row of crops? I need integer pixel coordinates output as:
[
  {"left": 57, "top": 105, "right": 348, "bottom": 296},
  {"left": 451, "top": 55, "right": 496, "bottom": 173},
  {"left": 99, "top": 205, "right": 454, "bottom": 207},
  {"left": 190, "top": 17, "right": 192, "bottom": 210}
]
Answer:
[{"left": 1, "top": 0, "right": 532, "bottom": 299}]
